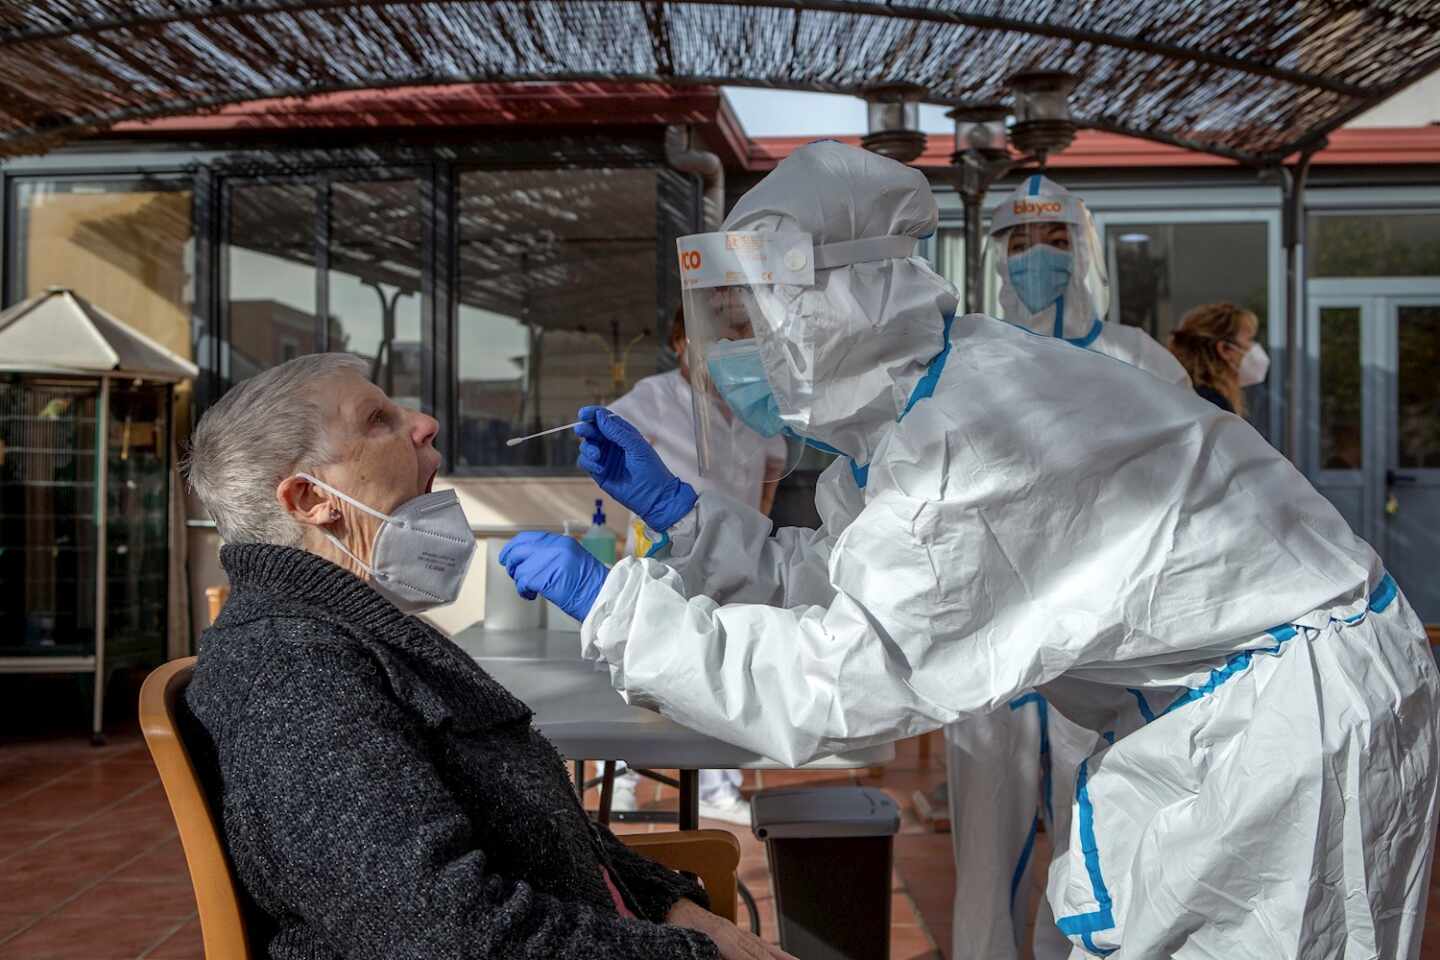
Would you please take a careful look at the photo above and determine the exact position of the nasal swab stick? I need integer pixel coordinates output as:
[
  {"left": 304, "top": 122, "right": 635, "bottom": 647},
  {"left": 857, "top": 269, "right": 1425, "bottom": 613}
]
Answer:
[{"left": 505, "top": 420, "right": 584, "bottom": 447}]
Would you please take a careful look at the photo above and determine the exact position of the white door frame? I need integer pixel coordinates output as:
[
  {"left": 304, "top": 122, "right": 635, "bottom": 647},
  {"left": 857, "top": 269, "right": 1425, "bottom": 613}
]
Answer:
[{"left": 1306, "top": 277, "right": 1440, "bottom": 552}]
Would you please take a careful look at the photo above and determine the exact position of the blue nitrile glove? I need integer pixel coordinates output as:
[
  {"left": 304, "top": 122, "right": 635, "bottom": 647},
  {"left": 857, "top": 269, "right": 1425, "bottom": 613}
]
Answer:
[
  {"left": 575, "top": 406, "right": 697, "bottom": 532},
  {"left": 499, "top": 532, "right": 608, "bottom": 623}
]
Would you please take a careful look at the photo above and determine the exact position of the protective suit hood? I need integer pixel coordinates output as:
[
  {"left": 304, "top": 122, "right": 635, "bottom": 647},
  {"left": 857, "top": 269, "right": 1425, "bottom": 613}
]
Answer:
[
  {"left": 720, "top": 141, "right": 958, "bottom": 464},
  {"left": 989, "top": 174, "right": 1109, "bottom": 343}
]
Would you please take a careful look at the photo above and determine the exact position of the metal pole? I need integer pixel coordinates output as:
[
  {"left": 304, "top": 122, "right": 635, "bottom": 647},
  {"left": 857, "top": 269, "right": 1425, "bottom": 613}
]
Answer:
[
  {"left": 677, "top": 769, "right": 699, "bottom": 830},
  {"left": 1282, "top": 148, "right": 1321, "bottom": 467},
  {"left": 963, "top": 186, "right": 983, "bottom": 314},
  {"left": 956, "top": 153, "right": 1014, "bottom": 315},
  {"left": 92, "top": 376, "right": 109, "bottom": 745}
]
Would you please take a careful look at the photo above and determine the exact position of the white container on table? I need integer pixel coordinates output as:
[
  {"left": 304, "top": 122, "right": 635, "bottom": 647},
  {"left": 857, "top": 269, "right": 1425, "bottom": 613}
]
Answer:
[{"left": 482, "top": 537, "right": 542, "bottom": 629}]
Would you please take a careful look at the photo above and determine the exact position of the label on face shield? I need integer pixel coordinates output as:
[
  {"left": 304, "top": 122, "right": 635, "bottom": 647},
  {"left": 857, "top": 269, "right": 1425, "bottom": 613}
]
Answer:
[{"left": 677, "top": 232, "right": 816, "bottom": 290}]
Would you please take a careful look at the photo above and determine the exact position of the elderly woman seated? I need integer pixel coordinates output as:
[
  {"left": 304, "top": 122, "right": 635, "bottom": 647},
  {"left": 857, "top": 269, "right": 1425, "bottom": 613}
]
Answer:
[{"left": 183, "top": 353, "right": 790, "bottom": 960}]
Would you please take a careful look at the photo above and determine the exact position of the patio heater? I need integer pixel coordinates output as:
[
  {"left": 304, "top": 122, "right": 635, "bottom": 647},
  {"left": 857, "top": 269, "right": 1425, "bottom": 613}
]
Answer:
[
  {"left": 861, "top": 84, "right": 928, "bottom": 164},
  {"left": 1007, "top": 70, "right": 1079, "bottom": 167}
]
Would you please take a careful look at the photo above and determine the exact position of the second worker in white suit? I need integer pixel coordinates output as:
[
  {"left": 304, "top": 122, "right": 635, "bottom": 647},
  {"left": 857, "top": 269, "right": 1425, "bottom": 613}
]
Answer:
[{"left": 941, "top": 173, "right": 1194, "bottom": 960}]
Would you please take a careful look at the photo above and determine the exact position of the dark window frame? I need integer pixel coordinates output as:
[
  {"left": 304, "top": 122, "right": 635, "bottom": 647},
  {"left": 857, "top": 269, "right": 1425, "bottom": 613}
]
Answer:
[{"left": 2, "top": 137, "right": 703, "bottom": 476}]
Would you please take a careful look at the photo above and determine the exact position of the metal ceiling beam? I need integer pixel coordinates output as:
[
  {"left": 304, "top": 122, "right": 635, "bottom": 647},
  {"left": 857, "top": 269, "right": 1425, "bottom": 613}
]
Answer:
[
  {"left": 0, "top": 0, "right": 1378, "bottom": 98},
  {"left": 1278, "top": 45, "right": 1440, "bottom": 162}
]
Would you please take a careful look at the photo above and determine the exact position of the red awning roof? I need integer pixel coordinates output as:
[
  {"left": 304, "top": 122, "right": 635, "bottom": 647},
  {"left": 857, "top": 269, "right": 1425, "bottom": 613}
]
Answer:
[
  {"left": 115, "top": 83, "right": 1440, "bottom": 172},
  {"left": 747, "top": 125, "right": 1440, "bottom": 170},
  {"left": 116, "top": 82, "right": 756, "bottom": 171}
]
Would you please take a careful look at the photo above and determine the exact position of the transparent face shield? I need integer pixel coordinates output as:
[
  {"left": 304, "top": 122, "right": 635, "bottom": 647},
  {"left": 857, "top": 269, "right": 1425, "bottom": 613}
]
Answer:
[
  {"left": 678, "top": 232, "right": 809, "bottom": 481},
  {"left": 987, "top": 203, "right": 1110, "bottom": 328}
]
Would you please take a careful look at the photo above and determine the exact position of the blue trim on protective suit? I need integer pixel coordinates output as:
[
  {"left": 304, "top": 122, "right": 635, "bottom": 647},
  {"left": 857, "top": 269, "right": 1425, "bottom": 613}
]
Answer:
[
  {"left": 1156, "top": 574, "right": 1395, "bottom": 718},
  {"left": 1366, "top": 573, "right": 1397, "bottom": 616},
  {"left": 1125, "top": 688, "right": 1156, "bottom": 723},
  {"left": 1010, "top": 815, "right": 1040, "bottom": 915},
  {"left": 1065, "top": 315, "right": 1104, "bottom": 348},
  {"left": 901, "top": 314, "right": 955, "bottom": 418},
  {"left": 642, "top": 529, "right": 671, "bottom": 559},
  {"left": 1054, "top": 759, "right": 1114, "bottom": 939},
  {"left": 1009, "top": 693, "right": 1054, "bottom": 828},
  {"left": 1028, "top": 174, "right": 1042, "bottom": 196},
  {"left": 1040, "top": 294, "right": 1103, "bottom": 348},
  {"left": 847, "top": 313, "right": 955, "bottom": 490},
  {"left": 1054, "top": 572, "right": 1399, "bottom": 953}
]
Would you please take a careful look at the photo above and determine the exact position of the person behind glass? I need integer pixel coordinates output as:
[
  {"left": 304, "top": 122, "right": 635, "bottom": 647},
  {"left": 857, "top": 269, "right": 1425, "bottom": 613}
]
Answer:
[
  {"left": 1167, "top": 301, "right": 1270, "bottom": 414},
  {"left": 603, "top": 305, "right": 787, "bottom": 825}
]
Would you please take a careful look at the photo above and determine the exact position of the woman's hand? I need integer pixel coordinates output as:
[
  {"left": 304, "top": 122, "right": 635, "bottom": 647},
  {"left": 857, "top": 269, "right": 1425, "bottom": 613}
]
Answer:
[{"left": 667, "top": 898, "right": 797, "bottom": 960}]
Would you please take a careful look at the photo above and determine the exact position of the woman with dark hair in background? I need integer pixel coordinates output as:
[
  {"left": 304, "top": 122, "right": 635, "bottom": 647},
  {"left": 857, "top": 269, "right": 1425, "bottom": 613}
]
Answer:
[{"left": 1167, "top": 301, "right": 1269, "bottom": 414}]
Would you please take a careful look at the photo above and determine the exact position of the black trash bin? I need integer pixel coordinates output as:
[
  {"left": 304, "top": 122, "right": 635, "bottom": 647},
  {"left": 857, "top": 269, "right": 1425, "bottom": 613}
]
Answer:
[{"left": 751, "top": 786, "right": 901, "bottom": 960}]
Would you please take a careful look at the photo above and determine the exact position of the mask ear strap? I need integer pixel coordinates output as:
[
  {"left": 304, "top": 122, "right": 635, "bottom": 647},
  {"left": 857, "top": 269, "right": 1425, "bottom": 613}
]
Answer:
[
  {"left": 296, "top": 472, "right": 399, "bottom": 526},
  {"left": 294, "top": 472, "right": 389, "bottom": 578},
  {"left": 320, "top": 530, "right": 378, "bottom": 578}
]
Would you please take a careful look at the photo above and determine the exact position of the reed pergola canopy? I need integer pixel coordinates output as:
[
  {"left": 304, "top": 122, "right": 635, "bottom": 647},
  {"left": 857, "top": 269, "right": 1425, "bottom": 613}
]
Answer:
[{"left": 0, "top": 1, "right": 1438, "bottom": 165}]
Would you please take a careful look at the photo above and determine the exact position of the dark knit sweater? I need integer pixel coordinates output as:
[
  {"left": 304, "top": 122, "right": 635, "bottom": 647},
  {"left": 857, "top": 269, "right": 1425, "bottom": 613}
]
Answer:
[
  {"left": 184, "top": 543, "right": 720, "bottom": 960},
  {"left": 1194, "top": 384, "right": 1235, "bottom": 414}
]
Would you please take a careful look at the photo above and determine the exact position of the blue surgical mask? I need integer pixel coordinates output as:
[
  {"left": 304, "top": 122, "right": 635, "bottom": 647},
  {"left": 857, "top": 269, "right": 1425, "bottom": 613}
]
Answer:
[
  {"left": 706, "top": 338, "right": 786, "bottom": 437},
  {"left": 1007, "top": 244, "right": 1073, "bottom": 314}
]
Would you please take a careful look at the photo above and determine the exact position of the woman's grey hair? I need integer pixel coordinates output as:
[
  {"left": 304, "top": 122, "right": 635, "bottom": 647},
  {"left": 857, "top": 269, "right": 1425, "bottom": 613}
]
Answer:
[{"left": 185, "top": 353, "right": 369, "bottom": 546}]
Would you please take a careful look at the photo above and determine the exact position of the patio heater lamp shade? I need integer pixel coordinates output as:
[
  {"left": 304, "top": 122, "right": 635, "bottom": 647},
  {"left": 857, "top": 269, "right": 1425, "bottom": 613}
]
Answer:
[
  {"left": 946, "top": 105, "right": 1010, "bottom": 164},
  {"left": 861, "top": 84, "right": 928, "bottom": 164},
  {"left": 1007, "top": 71, "right": 1079, "bottom": 165}
]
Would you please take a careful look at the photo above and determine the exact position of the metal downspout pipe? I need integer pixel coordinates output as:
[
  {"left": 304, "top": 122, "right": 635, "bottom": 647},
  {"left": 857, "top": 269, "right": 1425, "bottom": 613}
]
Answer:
[{"left": 665, "top": 124, "right": 724, "bottom": 230}]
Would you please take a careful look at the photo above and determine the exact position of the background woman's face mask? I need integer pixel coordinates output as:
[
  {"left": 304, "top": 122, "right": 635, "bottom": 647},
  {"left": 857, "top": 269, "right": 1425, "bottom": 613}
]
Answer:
[
  {"left": 1237, "top": 342, "right": 1271, "bottom": 387},
  {"left": 1007, "top": 244, "right": 1073, "bottom": 313},
  {"left": 298, "top": 473, "right": 476, "bottom": 614}
]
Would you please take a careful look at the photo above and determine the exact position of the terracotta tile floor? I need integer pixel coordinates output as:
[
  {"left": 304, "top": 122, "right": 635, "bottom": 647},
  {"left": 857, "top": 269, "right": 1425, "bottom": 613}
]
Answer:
[{"left": 4, "top": 673, "right": 1439, "bottom": 959}]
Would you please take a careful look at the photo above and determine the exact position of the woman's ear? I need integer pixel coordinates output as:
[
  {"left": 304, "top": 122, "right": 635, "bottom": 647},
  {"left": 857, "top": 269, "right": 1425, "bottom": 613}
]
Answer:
[
  {"left": 1215, "top": 339, "right": 1242, "bottom": 370},
  {"left": 276, "top": 475, "right": 338, "bottom": 528}
]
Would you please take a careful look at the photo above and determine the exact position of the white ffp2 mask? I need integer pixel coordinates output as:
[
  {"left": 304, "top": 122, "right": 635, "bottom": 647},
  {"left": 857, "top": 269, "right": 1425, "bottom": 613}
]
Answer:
[
  {"left": 298, "top": 473, "right": 476, "bottom": 614},
  {"left": 1237, "top": 343, "right": 1270, "bottom": 387}
]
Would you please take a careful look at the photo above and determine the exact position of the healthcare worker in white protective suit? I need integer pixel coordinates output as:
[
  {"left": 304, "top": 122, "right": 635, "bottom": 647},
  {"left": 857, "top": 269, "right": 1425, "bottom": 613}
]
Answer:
[
  {"left": 603, "top": 305, "right": 789, "bottom": 824},
  {"left": 940, "top": 174, "right": 1195, "bottom": 960},
  {"left": 499, "top": 141, "right": 1440, "bottom": 959},
  {"left": 990, "top": 174, "right": 1190, "bottom": 386}
]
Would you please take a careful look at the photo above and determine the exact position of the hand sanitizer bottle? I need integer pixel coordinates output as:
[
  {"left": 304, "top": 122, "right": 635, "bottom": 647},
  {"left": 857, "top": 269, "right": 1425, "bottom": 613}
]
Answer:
[{"left": 579, "top": 499, "right": 617, "bottom": 565}]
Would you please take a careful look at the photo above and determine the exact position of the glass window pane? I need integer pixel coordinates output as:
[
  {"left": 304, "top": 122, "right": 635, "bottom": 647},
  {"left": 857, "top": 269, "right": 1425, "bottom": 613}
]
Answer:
[
  {"left": 11, "top": 178, "right": 194, "bottom": 364},
  {"left": 105, "top": 381, "right": 170, "bottom": 655},
  {"left": 935, "top": 228, "right": 965, "bottom": 294},
  {"left": 0, "top": 377, "right": 100, "bottom": 654},
  {"left": 1107, "top": 222, "right": 1270, "bottom": 345},
  {"left": 1308, "top": 214, "right": 1440, "bottom": 278},
  {"left": 1397, "top": 305, "right": 1440, "bottom": 469},
  {"left": 455, "top": 168, "right": 662, "bottom": 469},
  {"left": 223, "top": 182, "right": 318, "bottom": 384},
  {"left": 328, "top": 179, "right": 424, "bottom": 409},
  {"left": 1319, "top": 307, "right": 1363, "bottom": 470}
]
